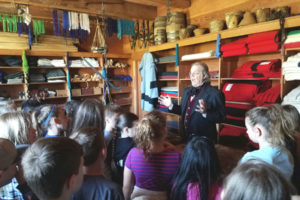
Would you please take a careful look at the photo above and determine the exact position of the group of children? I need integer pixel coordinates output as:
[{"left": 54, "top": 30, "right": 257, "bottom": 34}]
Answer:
[{"left": 0, "top": 98, "right": 299, "bottom": 200}]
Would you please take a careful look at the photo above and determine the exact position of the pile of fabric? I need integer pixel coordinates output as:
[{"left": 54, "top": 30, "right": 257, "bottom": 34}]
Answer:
[
  {"left": 224, "top": 102, "right": 254, "bottom": 128},
  {"left": 232, "top": 59, "right": 281, "bottom": 79},
  {"left": 219, "top": 124, "right": 247, "bottom": 137},
  {"left": 29, "top": 73, "right": 46, "bottom": 82},
  {"left": 284, "top": 30, "right": 300, "bottom": 48},
  {"left": 221, "top": 30, "right": 280, "bottom": 57},
  {"left": 222, "top": 82, "right": 263, "bottom": 102},
  {"left": 282, "top": 53, "right": 300, "bottom": 81},
  {"left": 181, "top": 50, "right": 216, "bottom": 60},
  {"left": 158, "top": 72, "right": 178, "bottom": 80},
  {"left": 160, "top": 86, "right": 178, "bottom": 98},
  {"left": 247, "top": 30, "right": 279, "bottom": 54},
  {"left": 282, "top": 85, "right": 300, "bottom": 113},
  {"left": 253, "top": 84, "right": 281, "bottom": 106},
  {"left": 70, "top": 58, "right": 99, "bottom": 68},
  {"left": 38, "top": 59, "right": 65, "bottom": 67},
  {"left": 5, "top": 71, "right": 23, "bottom": 84},
  {"left": 221, "top": 38, "right": 248, "bottom": 57},
  {"left": 45, "top": 69, "right": 66, "bottom": 82}
]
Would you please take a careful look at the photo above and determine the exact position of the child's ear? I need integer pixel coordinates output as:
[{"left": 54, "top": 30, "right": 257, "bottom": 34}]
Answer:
[
  {"left": 101, "top": 147, "right": 107, "bottom": 160},
  {"left": 53, "top": 118, "right": 60, "bottom": 124},
  {"left": 124, "top": 127, "right": 129, "bottom": 133},
  {"left": 255, "top": 126, "right": 263, "bottom": 137}
]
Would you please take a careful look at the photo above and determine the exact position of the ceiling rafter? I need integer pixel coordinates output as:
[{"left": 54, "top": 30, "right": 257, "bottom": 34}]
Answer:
[{"left": 124, "top": 0, "right": 191, "bottom": 8}]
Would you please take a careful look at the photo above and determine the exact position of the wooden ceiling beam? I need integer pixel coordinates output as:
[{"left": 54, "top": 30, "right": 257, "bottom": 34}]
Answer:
[
  {"left": 0, "top": 0, "right": 157, "bottom": 19},
  {"left": 124, "top": 0, "right": 191, "bottom": 9}
]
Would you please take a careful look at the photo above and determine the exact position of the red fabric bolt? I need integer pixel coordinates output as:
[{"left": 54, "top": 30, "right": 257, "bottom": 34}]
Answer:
[
  {"left": 248, "top": 40, "right": 279, "bottom": 48},
  {"left": 225, "top": 103, "right": 253, "bottom": 110},
  {"left": 222, "top": 47, "right": 248, "bottom": 57},
  {"left": 160, "top": 92, "right": 178, "bottom": 97},
  {"left": 247, "top": 30, "right": 279, "bottom": 43},
  {"left": 219, "top": 125, "right": 246, "bottom": 137},
  {"left": 284, "top": 42, "right": 300, "bottom": 49},
  {"left": 222, "top": 83, "right": 259, "bottom": 102}
]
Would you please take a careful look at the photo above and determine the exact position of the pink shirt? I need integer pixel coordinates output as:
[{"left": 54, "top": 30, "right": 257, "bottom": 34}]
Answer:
[{"left": 187, "top": 182, "right": 222, "bottom": 200}]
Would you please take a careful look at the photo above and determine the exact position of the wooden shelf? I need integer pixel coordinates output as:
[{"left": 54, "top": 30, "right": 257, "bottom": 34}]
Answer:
[
  {"left": 226, "top": 101, "right": 254, "bottom": 106},
  {"left": 221, "top": 78, "right": 280, "bottom": 81},
  {"left": 30, "top": 66, "right": 65, "bottom": 69},
  {"left": 159, "top": 79, "right": 178, "bottom": 81},
  {"left": 180, "top": 78, "right": 218, "bottom": 81},
  {"left": 111, "top": 86, "right": 131, "bottom": 94},
  {"left": 29, "top": 82, "right": 66, "bottom": 85},
  {"left": 68, "top": 67, "right": 100, "bottom": 69},
  {"left": 181, "top": 56, "right": 218, "bottom": 62},
  {"left": 72, "top": 94, "right": 102, "bottom": 98},
  {"left": 157, "top": 61, "right": 176, "bottom": 64},
  {"left": 71, "top": 80, "right": 101, "bottom": 83},
  {"left": 0, "top": 66, "right": 22, "bottom": 69},
  {"left": 149, "top": 15, "right": 300, "bottom": 52},
  {"left": 44, "top": 96, "right": 68, "bottom": 100},
  {"left": 221, "top": 123, "right": 246, "bottom": 129},
  {"left": 285, "top": 48, "right": 300, "bottom": 52},
  {"left": 0, "top": 83, "right": 24, "bottom": 86}
]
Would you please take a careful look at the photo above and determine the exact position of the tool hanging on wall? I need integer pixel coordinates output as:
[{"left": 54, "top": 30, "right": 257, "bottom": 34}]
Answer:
[
  {"left": 138, "top": 20, "right": 146, "bottom": 49},
  {"left": 146, "top": 20, "right": 154, "bottom": 46}
]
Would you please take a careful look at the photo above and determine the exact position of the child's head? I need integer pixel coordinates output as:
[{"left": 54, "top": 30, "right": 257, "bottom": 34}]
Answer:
[
  {"left": 222, "top": 159, "right": 295, "bottom": 200},
  {"left": 21, "top": 100, "right": 41, "bottom": 113},
  {"left": 281, "top": 104, "right": 300, "bottom": 135},
  {"left": 21, "top": 137, "right": 84, "bottom": 200},
  {"left": 72, "top": 98, "right": 105, "bottom": 133},
  {"left": 37, "top": 105, "right": 68, "bottom": 136},
  {"left": 135, "top": 110, "right": 166, "bottom": 155},
  {"left": 104, "top": 103, "right": 122, "bottom": 131},
  {"left": 64, "top": 100, "right": 81, "bottom": 133},
  {"left": 70, "top": 127, "right": 106, "bottom": 167},
  {"left": 0, "top": 100, "right": 16, "bottom": 116},
  {"left": 245, "top": 106, "right": 285, "bottom": 146},
  {"left": 0, "top": 111, "right": 37, "bottom": 145},
  {"left": 171, "top": 136, "right": 220, "bottom": 200},
  {"left": 116, "top": 112, "right": 138, "bottom": 137},
  {"left": 0, "top": 138, "right": 17, "bottom": 187}
]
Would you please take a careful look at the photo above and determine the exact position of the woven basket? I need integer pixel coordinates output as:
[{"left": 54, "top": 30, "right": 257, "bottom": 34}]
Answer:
[{"left": 210, "top": 20, "right": 225, "bottom": 33}]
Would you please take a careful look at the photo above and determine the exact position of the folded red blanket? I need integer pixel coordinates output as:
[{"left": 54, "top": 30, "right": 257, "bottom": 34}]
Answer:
[
  {"left": 222, "top": 83, "right": 260, "bottom": 102},
  {"left": 253, "top": 84, "right": 281, "bottom": 106},
  {"left": 223, "top": 47, "right": 248, "bottom": 57},
  {"left": 247, "top": 30, "right": 279, "bottom": 43},
  {"left": 248, "top": 43, "right": 279, "bottom": 54},
  {"left": 232, "top": 59, "right": 281, "bottom": 79},
  {"left": 284, "top": 41, "right": 300, "bottom": 49},
  {"left": 219, "top": 125, "right": 246, "bottom": 137},
  {"left": 221, "top": 38, "right": 248, "bottom": 51},
  {"left": 248, "top": 40, "right": 278, "bottom": 48}
]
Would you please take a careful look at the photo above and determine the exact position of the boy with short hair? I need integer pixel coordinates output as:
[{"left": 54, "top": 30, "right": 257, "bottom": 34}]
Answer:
[
  {"left": 21, "top": 137, "right": 84, "bottom": 200},
  {"left": 70, "top": 127, "right": 124, "bottom": 200},
  {"left": 104, "top": 104, "right": 122, "bottom": 144}
]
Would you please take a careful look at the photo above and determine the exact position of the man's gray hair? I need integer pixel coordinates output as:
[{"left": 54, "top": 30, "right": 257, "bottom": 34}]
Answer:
[{"left": 191, "top": 62, "right": 210, "bottom": 84}]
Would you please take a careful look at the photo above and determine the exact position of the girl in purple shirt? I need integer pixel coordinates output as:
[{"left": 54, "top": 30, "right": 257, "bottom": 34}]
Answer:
[{"left": 123, "top": 110, "right": 180, "bottom": 200}]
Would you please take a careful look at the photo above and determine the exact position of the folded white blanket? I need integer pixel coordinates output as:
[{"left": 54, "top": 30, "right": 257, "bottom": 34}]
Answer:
[
  {"left": 284, "top": 74, "right": 300, "bottom": 81},
  {"left": 181, "top": 50, "right": 215, "bottom": 61},
  {"left": 161, "top": 86, "right": 178, "bottom": 92}
]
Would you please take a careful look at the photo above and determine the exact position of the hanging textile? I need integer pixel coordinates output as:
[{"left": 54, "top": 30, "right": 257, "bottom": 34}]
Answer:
[
  {"left": 52, "top": 10, "right": 60, "bottom": 36},
  {"left": 69, "top": 12, "right": 79, "bottom": 38},
  {"left": 106, "top": 17, "right": 118, "bottom": 37},
  {"left": 28, "top": 23, "right": 32, "bottom": 47},
  {"left": 33, "top": 20, "right": 45, "bottom": 43},
  {"left": 18, "top": 17, "right": 22, "bottom": 36},
  {"left": 62, "top": 10, "right": 69, "bottom": 38},
  {"left": 79, "top": 13, "right": 90, "bottom": 39},
  {"left": 117, "top": 19, "right": 135, "bottom": 39}
]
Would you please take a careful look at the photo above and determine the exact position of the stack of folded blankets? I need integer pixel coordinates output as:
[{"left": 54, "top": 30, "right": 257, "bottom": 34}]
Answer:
[
  {"left": 221, "top": 38, "right": 248, "bottom": 57},
  {"left": 158, "top": 72, "right": 178, "bottom": 80},
  {"left": 181, "top": 50, "right": 216, "bottom": 61},
  {"left": 157, "top": 98, "right": 178, "bottom": 113},
  {"left": 282, "top": 85, "right": 300, "bottom": 113},
  {"left": 253, "top": 84, "right": 281, "bottom": 106},
  {"left": 284, "top": 30, "right": 300, "bottom": 48},
  {"left": 247, "top": 30, "right": 279, "bottom": 54},
  {"left": 160, "top": 86, "right": 178, "bottom": 98},
  {"left": 38, "top": 59, "right": 66, "bottom": 67},
  {"left": 5, "top": 71, "right": 24, "bottom": 84},
  {"left": 282, "top": 53, "right": 300, "bottom": 81},
  {"left": 224, "top": 102, "right": 254, "bottom": 128},
  {"left": 220, "top": 124, "right": 247, "bottom": 137},
  {"left": 221, "top": 31, "right": 280, "bottom": 57},
  {"left": 70, "top": 58, "right": 99, "bottom": 68},
  {"left": 45, "top": 69, "right": 66, "bottom": 82},
  {"left": 29, "top": 73, "right": 46, "bottom": 83},
  {"left": 232, "top": 59, "right": 281, "bottom": 79}
]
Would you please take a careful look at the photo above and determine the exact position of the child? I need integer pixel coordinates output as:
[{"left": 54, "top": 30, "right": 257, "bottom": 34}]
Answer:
[
  {"left": 0, "top": 111, "right": 37, "bottom": 145},
  {"left": 111, "top": 112, "right": 138, "bottom": 186},
  {"left": 104, "top": 103, "right": 122, "bottom": 144},
  {"left": 37, "top": 105, "right": 69, "bottom": 137},
  {"left": 0, "top": 100, "right": 16, "bottom": 115},
  {"left": 0, "top": 138, "right": 17, "bottom": 187},
  {"left": 72, "top": 98, "right": 105, "bottom": 134},
  {"left": 240, "top": 106, "right": 294, "bottom": 180},
  {"left": 170, "top": 136, "right": 221, "bottom": 200},
  {"left": 64, "top": 100, "right": 81, "bottom": 134},
  {"left": 123, "top": 110, "right": 180, "bottom": 200},
  {"left": 222, "top": 159, "right": 295, "bottom": 200},
  {"left": 21, "top": 137, "right": 84, "bottom": 200},
  {"left": 70, "top": 127, "right": 124, "bottom": 200}
]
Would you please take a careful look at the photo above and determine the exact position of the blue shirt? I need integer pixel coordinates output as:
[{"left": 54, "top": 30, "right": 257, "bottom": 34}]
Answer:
[
  {"left": 0, "top": 178, "right": 24, "bottom": 200},
  {"left": 240, "top": 146, "right": 294, "bottom": 180}
]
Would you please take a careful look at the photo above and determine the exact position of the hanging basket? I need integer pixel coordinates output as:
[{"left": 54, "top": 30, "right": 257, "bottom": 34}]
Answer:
[{"left": 91, "top": 20, "right": 107, "bottom": 54}]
